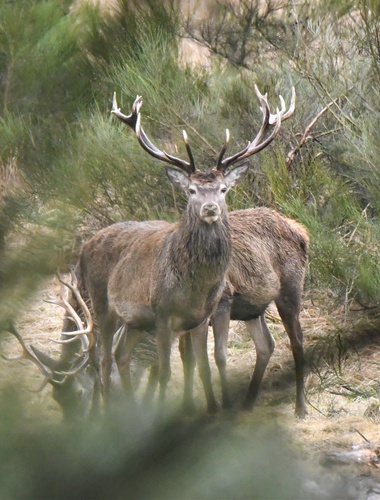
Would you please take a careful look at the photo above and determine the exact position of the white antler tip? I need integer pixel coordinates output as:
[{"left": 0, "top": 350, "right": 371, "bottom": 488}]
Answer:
[
  {"left": 225, "top": 129, "right": 230, "bottom": 144},
  {"left": 254, "top": 84, "right": 262, "bottom": 98},
  {"left": 290, "top": 87, "right": 296, "bottom": 106},
  {"left": 135, "top": 112, "right": 141, "bottom": 133},
  {"left": 112, "top": 92, "right": 118, "bottom": 112},
  {"left": 182, "top": 130, "right": 188, "bottom": 143}
]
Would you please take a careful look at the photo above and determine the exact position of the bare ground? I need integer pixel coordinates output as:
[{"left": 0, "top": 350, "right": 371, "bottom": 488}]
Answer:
[{"left": 1, "top": 277, "right": 380, "bottom": 491}]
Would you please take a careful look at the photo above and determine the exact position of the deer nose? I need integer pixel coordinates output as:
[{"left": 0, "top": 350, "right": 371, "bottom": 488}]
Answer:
[
  {"left": 202, "top": 202, "right": 219, "bottom": 216},
  {"left": 201, "top": 202, "right": 221, "bottom": 223}
]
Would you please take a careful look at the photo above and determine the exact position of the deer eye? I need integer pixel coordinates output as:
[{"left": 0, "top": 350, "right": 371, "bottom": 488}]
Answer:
[
  {"left": 189, "top": 187, "right": 196, "bottom": 195},
  {"left": 221, "top": 186, "right": 228, "bottom": 193}
]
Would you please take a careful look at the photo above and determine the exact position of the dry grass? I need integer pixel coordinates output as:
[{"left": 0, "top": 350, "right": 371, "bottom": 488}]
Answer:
[{"left": 1, "top": 278, "right": 380, "bottom": 475}]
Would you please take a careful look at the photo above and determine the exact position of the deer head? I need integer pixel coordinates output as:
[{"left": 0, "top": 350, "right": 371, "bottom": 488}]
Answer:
[{"left": 1, "top": 272, "right": 97, "bottom": 420}]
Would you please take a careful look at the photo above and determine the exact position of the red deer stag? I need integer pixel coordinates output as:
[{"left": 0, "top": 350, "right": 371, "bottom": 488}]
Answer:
[
  {"left": 109, "top": 86, "right": 301, "bottom": 414},
  {"left": 171, "top": 88, "right": 308, "bottom": 419},
  {"left": 70, "top": 90, "right": 261, "bottom": 408},
  {"left": 116, "top": 88, "right": 307, "bottom": 418}
]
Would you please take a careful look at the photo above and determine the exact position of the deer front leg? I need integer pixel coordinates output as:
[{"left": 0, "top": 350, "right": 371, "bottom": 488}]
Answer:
[
  {"left": 243, "top": 315, "right": 275, "bottom": 410},
  {"left": 155, "top": 320, "right": 173, "bottom": 408},
  {"left": 179, "top": 332, "right": 196, "bottom": 414},
  {"left": 90, "top": 374, "right": 102, "bottom": 418},
  {"left": 211, "top": 307, "right": 232, "bottom": 409},
  {"left": 190, "top": 321, "right": 218, "bottom": 414}
]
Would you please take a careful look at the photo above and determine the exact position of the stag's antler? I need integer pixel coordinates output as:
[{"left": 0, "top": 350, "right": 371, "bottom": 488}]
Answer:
[
  {"left": 2, "top": 271, "right": 95, "bottom": 386},
  {"left": 1, "top": 321, "right": 53, "bottom": 391},
  {"left": 46, "top": 271, "right": 94, "bottom": 347},
  {"left": 111, "top": 93, "right": 196, "bottom": 174},
  {"left": 43, "top": 270, "right": 94, "bottom": 376},
  {"left": 216, "top": 85, "right": 296, "bottom": 172}
]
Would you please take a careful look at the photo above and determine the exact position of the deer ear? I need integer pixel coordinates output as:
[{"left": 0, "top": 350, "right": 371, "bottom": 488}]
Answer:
[
  {"left": 166, "top": 167, "right": 190, "bottom": 191},
  {"left": 224, "top": 161, "right": 249, "bottom": 188}
]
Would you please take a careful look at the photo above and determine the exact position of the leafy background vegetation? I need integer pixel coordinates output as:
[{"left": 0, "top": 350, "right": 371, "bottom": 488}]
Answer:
[
  {"left": 0, "top": 0, "right": 380, "bottom": 496},
  {"left": 1, "top": 0, "right": 379, "bottom": 315}
]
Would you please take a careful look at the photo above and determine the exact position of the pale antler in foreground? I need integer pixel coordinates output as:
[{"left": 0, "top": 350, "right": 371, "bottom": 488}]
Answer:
[{"left": 1, "top": 272, "right": 98, "bottom": 419}]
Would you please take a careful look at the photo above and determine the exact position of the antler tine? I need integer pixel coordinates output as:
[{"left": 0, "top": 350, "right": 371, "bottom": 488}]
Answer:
[
  {"left": 54, "top": 351, "right": 90, "bottom": 378},
  {"left": 216, "top": 88, "right": 270, "bottom": 172},
  {"left": 40, "top": 270, "right": 94, "bottom": 378},
  {"left": 111, "top": 92, "right": 143, "bottom": 129},
  {"left": 50, "top": 336, "right": 87, "bottom": 346},
  {"left": 280, "top": 86, "right": 296, "bottom": 121},
  {"left": 216, "top": 129, "right": 232, "bottom": 169},
  {"left": 1, "top": 323, "right": 53, "bottom": 390},
  {"left": 45, "top": 291, "right": 89, "bottom": 351},
  {"left": 217, "top": 85, "right": 295, "bottom": 172},
  {"left": 45, "top": 275, "right": 83, "bottom": 333},
  {"left": 112, "top": 92, "right": 195, "bottom": 174},
  {"left": 182, "top": 130, "right": 195, "bottom": 172},
  {"left": 54, "top": 270, "right": 94, "bottom": 352},
  {"left": 265, "top": 86, "right": 296, "bottom": 124},
  {"left": 2, "top": 281, "right": 93, "bottom": 386}
]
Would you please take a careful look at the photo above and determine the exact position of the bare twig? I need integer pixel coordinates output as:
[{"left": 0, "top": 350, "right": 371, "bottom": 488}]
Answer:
[
  {"left": 286, "top": 95, "right": 341, "bottom": 171},
  {"left": 353, "top": 428, "right": 371, "bottom": 443},
  {"left": 286, "top": 85, "right": 355, "bottom": 171}
]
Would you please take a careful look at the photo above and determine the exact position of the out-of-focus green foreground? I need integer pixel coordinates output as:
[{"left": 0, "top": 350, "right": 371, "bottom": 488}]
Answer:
[{"left": 1, "top": 0, "right": 380, "bottom": 497}]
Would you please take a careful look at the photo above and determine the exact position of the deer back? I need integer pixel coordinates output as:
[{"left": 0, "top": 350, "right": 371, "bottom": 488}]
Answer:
[
  {"left": 228, "top": 208, "right": 309, "bottom": 306},
  {"left": 78, "top": 221, "right": 171, "bottom": 320}
]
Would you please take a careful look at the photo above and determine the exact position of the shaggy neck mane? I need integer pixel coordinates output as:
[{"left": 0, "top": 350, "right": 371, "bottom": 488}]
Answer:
[{"left": 170, "top": 206, "right": 231, "bottom": 276}]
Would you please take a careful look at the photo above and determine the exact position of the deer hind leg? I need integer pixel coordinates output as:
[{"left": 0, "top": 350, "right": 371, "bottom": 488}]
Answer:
[
  {"left": 178, "top": 332, "right": 196, "bottom": 414},
  {"left": 190, "top": 321, "right": 218, "bottom": 414},
  {"left": 243, "top": 315, "right": 275, "bottom": 410},
  {"left": 275, "top": 294, "right": 307, "bottom": 418},
  {"left": 211, "top": 308, "right": 233, "bottom": 409}
]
